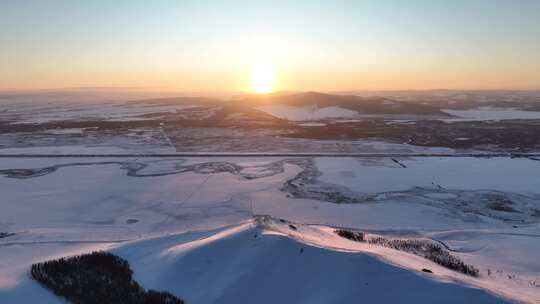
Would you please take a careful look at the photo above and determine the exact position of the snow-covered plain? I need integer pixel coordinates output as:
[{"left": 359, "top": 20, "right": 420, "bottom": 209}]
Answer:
[
  {"left": 316, "top": 157, "right": 540, "bottom": 194},
  {"left": 0, "top": 98, "right": 199, "bottom": 124},
  {"left": 1, "top": 156, "right": 539, "bottom": 303},
  {"left": 443, "top": 108, "right": 540, "bottom": 121}
]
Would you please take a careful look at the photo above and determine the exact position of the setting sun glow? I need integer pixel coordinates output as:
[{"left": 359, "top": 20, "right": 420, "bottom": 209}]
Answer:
[{"left": 250, "top": 63, "right": 274, "bottom": 93}]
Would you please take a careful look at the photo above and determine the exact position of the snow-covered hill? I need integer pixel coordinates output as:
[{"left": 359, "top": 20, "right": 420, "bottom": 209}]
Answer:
[{"left": 111, "top": 219, "right": 506, "bottom": 304}]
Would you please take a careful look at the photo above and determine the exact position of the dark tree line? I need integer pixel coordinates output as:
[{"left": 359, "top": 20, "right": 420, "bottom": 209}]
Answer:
[
  {"left": 368, "top": 237, "right": 480, "bottom": 277},
  {"left": 335, "top": 229, "right": 479, "bottom": 277},
  {"left": 0, "top": 232, "right": 15, "bottom": 238},
  {"left": 335, "top": 229, "right": 365, "bottom": 242},
  {"left": 30, "top": 251, "right": 184, "bottom": 304}
]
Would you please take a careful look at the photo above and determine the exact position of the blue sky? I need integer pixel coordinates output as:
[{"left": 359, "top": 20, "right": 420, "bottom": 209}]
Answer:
[{"left": 1, "top": 0, "right": 539, "bottom": 91}]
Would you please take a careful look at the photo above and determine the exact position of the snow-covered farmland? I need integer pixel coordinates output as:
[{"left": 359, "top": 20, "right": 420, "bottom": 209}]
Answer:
[{"left": 0, "top": 98, "right": 199, "bottom": 124}]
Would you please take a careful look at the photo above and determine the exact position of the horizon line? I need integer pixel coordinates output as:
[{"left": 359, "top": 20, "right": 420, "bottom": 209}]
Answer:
[{"left": 1, "top": 86, "right": 540, "bottom": 95}]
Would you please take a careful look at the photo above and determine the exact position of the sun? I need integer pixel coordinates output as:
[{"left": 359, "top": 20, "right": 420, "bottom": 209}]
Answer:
[{"left": 250, "top": 63, "right": 274, "bottom": 93}]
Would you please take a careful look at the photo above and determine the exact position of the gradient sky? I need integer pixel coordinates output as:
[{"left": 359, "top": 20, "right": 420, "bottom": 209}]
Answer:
[{"left": 1, "top": 0, "right": 540, "bottom": 91}]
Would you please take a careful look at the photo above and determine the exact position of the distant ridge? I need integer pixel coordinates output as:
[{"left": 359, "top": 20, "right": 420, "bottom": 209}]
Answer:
[{"left": 237, "top": 91, "right": 449, "bottom": 116}]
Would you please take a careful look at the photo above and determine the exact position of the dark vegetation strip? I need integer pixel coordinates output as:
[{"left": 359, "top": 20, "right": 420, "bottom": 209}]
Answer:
[
  {"left": 335, "top": 229, "right": 479, "bottom": 277},
  {"left": 30, "top": 251, "right": 184, "bottom": 304},
  {"left": 0, "top": 232, "right": 15, "bottom": 239}
]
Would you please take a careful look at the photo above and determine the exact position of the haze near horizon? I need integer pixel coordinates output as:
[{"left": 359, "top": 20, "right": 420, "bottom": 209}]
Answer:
[{"left": 1, "top": 0, "right": 539, "bottom": 92}]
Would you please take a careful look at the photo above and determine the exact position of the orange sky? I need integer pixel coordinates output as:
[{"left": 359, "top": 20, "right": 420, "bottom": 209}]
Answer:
[{"left": 1, "top": 1, "right": 539, "bottom": 92}]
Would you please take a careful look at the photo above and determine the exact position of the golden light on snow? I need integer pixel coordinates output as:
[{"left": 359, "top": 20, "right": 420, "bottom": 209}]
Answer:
[{"left": 250, "top": 63, "right": 274, "bottom": 93}]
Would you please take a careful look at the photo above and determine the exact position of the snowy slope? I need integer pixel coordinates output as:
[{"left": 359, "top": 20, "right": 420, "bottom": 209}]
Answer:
[{"left": 111, "top": 220, "right": 507, "bottom": 304}]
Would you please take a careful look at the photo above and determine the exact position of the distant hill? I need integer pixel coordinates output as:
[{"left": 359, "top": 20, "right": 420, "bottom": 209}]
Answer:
[{"left": 238, "top": 91, "right": 450, "bottom": 116}]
